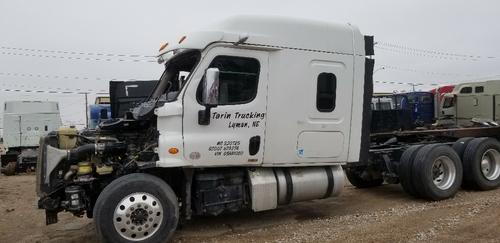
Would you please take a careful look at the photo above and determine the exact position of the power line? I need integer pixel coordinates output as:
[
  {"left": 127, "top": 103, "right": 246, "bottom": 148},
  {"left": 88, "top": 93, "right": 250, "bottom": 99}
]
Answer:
[
  {"left": 0, "top": 71, "right": 106, "bottom": 81},
  {"left": 376, "top": 64, "right": 477, "bottom": 77},
  {"left": 375, "top": 46, "right": 481, "bottom": 61},
  {"left": 374, "top": 80, "right": 442, "bottom": 87},
  {"left": 0, "top": 71, "right": 150, "bottom": 83},
  {"left": 0, "top": 45, "right": 156, "bottom": 59},
  {"left": 376, "top": 41, "right": 497, "bottom": 60},
  {"left": 0, "top": 79, "right": 107, "bottom": 92},
  {"left": 1, "top": 51, "right": 156, "bottom": 63},
  {"left": 0, "top": 88, "right": 108, "bottom": 95}
]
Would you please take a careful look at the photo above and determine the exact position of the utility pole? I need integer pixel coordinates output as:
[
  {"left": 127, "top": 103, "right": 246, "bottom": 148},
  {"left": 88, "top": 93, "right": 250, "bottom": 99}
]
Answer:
[
  {"left": 84, "top": 92, "right": 89, "bottom": 128},
  {"left": 410, "top": 83, "right": 419, "bottom": 92}
]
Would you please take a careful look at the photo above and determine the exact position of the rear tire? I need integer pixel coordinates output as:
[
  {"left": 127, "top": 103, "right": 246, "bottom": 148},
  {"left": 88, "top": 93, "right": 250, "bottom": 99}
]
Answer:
[
  {"left": 398, "top": 145, "right": 424, "bottom": 197},
  {"left": 452, "top": 137, "right": 474, "bottom": 159},
  {"left": 345, "top": 166, "right": 384, "bottom": 188},
  {"left": 412, "top": 144, "right": 463, "bottom": 200},
  {"left": 452, "top": 137, "right": 475, "bottom": 188},
  {"left": 94, "top": 173, "right": 179, "bottom": 243},
  {"left": 462, "top": 137, "right": 500, "bottom": 190},
  {"left": 1, "top": 162, "right": 17, "bottom": 176}
]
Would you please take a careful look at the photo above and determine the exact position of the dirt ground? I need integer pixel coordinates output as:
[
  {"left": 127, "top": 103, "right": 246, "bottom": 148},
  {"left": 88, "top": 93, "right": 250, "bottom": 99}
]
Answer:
[{"left": 2, "top": 174, "right": 500, "bottom": 243}]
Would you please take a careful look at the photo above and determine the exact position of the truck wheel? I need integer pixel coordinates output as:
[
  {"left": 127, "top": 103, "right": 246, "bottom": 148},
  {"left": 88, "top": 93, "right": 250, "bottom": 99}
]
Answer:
[
  {"left": 462, "top": 138, "right": 500, "bottom": 190},
  {"left": 412, "top": 144, "right": 463, "bottom": 200},
  {"left": 345, "top": 166, "right": 384, "bottom": 188},
  {"left": 1, "top": 162, "right": 17, "bottom": 176},
  {"left": 452, "top": 137, "right": 474, "bottom": 159},
  {"left": 94, "top": 173, "right": 179, "bottom": 243},
  {"left": 398, "top": 145, "right": 424, "bottom": 197},
  {"left": 452, "top": 137, "right": 475, "bottom": 188}
]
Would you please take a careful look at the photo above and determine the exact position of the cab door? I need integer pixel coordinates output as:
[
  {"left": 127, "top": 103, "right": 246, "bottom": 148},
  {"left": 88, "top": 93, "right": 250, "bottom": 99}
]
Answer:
[{"left": 182, "top": 47, "right": 268, "bottom": 166}]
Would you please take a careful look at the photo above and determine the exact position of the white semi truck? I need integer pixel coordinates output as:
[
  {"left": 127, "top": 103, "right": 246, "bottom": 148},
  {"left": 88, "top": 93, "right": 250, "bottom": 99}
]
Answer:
[
  {"left": 438, "top": 80, "right": 500, "bottom": 126},
  {"left": 36, "top": 16, "right": 500, "bottom": 243},
  {"left": 1, "top": 101, "right": 62, "bottom": 175}
]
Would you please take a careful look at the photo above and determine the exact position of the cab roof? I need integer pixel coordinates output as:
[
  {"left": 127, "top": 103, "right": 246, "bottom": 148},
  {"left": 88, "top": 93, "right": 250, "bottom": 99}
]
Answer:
[{"left": 159, "top": 15, "right": 365, "bottom": 57}]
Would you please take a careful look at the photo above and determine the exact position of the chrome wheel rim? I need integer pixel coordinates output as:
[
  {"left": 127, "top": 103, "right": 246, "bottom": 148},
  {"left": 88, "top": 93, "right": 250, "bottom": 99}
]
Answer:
[
  {"left": 113, "top": 192, "right": 163, "bottom": 241},
  {"left": 432, "top": 156, "right": 456, "bottom": 190},
  {"left": 480, "top": 149, "right": 500, "bottom": 181}
]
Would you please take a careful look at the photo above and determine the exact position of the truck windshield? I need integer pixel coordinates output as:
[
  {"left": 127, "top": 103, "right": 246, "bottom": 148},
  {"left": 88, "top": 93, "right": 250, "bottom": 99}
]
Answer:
[
  {"left": 150, "top": 49, "right": 201, "bottom": 102},
  {"left": 443, "top": 97, "right": 455, "bottom": 108}
]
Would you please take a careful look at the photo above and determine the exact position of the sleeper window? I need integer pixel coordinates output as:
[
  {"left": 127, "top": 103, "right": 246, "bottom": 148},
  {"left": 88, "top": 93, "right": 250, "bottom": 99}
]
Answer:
[
  {"left": 460, "top": 87, "right": 472, "bottom": 94},
  {"left": 200, "top": 56, "right": 260, "bottom": 105},
  {"left": 316, "top": 73, "right": 337, "bottom": 112}
]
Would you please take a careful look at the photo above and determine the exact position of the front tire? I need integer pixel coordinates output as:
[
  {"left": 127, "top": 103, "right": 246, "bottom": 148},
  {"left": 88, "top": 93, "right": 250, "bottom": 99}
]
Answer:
[{"left": 94, "top": 173, "right": 179, "bottom": 243}]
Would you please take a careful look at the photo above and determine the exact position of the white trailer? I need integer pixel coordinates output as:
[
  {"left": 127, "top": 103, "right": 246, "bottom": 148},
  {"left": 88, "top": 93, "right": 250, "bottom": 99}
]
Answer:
[
  {"left": 36, "top": 16, "right": 500, "bottom": 243},
  {"left": 1, "top": 101, "right": 62, "bottom": 175}
]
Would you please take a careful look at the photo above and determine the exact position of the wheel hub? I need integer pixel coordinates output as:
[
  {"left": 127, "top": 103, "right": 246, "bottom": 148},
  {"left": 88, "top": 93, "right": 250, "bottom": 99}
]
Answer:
[
  {"left": 113, "top": 192, "right": 163, "bottom": 241},
  {"left": 481, "top": 149, "right": 500, "bottom": 181},
  {"left": 432, "top": 156, "right": 456, "bottom": 190},
  {"left": 131, "top": 208, "right": 149, "bottom": 225}
]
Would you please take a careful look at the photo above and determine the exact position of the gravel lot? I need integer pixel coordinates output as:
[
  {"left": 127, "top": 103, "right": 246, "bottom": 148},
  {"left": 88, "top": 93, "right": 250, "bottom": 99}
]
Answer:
[{"left": 2, "top": 174, "right": 500, "bottom": 242}]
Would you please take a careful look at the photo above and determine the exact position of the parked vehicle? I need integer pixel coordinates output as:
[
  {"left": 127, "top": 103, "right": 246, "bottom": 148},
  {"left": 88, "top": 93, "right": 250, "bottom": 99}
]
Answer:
[
  {"left": 437, "top": 80, "right": 500, "bottom": 126},
  {"left": 88, "top": 97, "right": 111, "bottom": 129},
  {"left": 1, "top": 101, "right": 62, "bottom": 175},
  {"left": 371, "top": 91, "right": 434, "bottom": 132},
  {"left": 371, "top": 93, "right": 413, "bottom": 132},
  {"left": 430, "top": 85, "right": 454, "bottom": 119},
  {"left": 395, "top": 92, "right": 435, "bottom": 126},
  {"left": 36, "top": 16, "right": 500, "bottom": 243}
]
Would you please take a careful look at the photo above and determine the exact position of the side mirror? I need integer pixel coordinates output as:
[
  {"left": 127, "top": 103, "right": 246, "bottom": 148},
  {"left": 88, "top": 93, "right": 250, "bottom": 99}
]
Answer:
[
  {"left": 202, "top": 68, "right": 220, "bottom": 105},
  {"left": 199, "top": 68, "right": 220, "bottom": 125}
]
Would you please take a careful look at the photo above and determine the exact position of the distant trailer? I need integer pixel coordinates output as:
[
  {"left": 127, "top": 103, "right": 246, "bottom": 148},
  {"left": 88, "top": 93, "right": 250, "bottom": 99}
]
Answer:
[{"left": 1, "top": 101, "right": 62, "bottom": 175}]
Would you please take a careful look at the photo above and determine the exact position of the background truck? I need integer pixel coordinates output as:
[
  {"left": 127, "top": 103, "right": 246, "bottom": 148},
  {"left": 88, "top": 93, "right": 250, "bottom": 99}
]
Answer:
[
  {"left": 371, "top": 91, "right": 434, "bottom": 132},
  {"left": 1, "top": 101, "right": 62, "bottom": 175},
  {"left": 88, "top": 97, "right": 111, "bottom": 129},
  {"left": 36, "top": 16, "right": 500, "bottom": 243},
  {"left": 438, "top": 80, "right": 500, "bottom": 126}
]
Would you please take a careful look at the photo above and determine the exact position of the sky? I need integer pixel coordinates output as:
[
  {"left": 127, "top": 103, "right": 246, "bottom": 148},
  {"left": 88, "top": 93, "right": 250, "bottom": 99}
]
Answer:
[{"left": 1, "top": 0, "right": 499, "bottom": 131}]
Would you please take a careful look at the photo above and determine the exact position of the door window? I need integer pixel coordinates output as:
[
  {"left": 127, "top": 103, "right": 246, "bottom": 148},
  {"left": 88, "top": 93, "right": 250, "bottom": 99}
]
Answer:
[{"left": 198, "top": 56, "right": 260, "bottom": 105}]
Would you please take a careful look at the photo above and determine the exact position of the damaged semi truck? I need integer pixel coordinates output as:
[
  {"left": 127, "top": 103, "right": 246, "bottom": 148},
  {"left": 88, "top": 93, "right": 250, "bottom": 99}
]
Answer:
[{"left": 37, "top": 16, "right": 500, "bottom": 243}]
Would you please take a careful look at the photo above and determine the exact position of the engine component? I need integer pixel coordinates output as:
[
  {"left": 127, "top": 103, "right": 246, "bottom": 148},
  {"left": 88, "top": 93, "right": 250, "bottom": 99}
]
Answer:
[
  {"left": 77, "top": 162, "right": 92, "bottom": 175},
  {"left": 192, "top": 169, "right": 246, "bottom": 216},
  {"left": 64, "top": 165, "right": 79, "bottom": 181},
  {"left": 95, "top": 164, "right": 113, "bottom": 175},
  {"left": 67, "top": 142, "right": 127, "bottom": 162},
  {"left": 58, "top": 126, "right": 78, "bottom": 149},
  {"left": 62, "top": 185, "right": 86, "bottom": 212}
]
